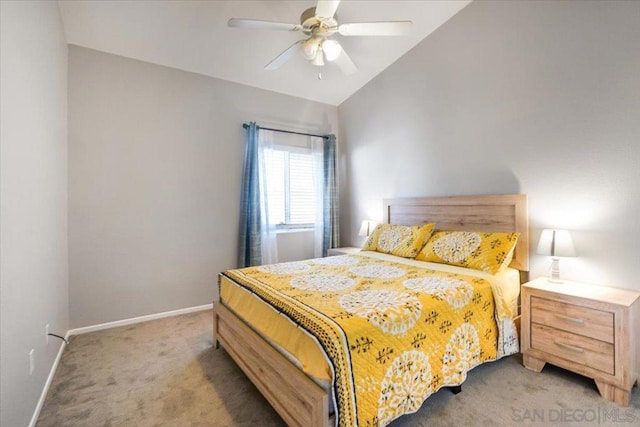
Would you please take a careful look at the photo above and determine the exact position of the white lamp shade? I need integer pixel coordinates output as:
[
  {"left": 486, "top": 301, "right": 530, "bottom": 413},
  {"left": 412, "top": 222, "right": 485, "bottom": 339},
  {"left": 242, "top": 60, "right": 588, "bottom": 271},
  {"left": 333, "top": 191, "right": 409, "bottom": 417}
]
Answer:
[
  {"left": 302, "top": 38, "right": 320, "bottom": 60},
  {"left": 358, "top": 220, "right": 377, "bottom": 237},
  {"left": 322, "top": 39, "right": 342, "bottom": 61},
  {"left": 537, "top": 229, "right": 576, "bottom": 257}
]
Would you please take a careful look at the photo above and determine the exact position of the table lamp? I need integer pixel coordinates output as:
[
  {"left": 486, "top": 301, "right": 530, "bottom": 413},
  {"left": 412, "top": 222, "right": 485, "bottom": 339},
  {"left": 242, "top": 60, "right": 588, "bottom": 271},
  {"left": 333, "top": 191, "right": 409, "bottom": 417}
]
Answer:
[
  {"left": 536, "top": 229, "right": 576, "bottom": 283},
  {"left": 358, "top": 220, "right": 377, "bottom": 237}
]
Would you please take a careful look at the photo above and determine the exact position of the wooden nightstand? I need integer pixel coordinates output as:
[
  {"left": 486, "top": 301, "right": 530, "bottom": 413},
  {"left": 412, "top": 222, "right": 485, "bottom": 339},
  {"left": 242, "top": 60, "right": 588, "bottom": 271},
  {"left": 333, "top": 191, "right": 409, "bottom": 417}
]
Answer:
[
  {"left": 327, "top": 247, "right": 361, "bottom": 256},
  {"left": 521, "top": 277, "right": 640, "bottom": 406}
]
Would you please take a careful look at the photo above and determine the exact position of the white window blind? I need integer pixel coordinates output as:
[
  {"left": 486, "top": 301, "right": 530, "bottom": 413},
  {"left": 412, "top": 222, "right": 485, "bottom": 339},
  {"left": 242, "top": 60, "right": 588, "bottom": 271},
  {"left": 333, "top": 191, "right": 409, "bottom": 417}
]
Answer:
[{"left": 265, "top": 147, "right": 316, "bottom": 228}]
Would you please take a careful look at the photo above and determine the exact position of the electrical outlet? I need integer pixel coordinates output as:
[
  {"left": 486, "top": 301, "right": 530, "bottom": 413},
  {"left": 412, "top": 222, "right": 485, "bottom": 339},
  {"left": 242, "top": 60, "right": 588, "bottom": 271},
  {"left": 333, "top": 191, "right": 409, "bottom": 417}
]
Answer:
[
  {"left": 29, "top": 349, "right": 34, "bottom": 375},
  {"left": 46, "top": 324, "right": 50, "bottom": 344}
]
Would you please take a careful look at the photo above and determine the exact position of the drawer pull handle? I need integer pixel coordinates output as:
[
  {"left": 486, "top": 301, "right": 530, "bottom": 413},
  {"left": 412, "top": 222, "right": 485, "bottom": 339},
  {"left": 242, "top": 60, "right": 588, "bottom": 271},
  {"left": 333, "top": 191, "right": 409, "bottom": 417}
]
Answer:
[
  {"left": 554, "top": 313, "right": 585, "bottom": 324},
  {"left": 554, "top": 340, "right": 584, "bottom": 353}
]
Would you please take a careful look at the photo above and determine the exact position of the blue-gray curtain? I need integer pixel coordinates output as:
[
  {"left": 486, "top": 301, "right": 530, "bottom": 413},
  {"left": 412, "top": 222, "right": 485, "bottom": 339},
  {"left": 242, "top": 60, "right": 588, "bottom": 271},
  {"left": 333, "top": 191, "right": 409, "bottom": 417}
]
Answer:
[
  {"left": 237, "top": 122, "right": 262, "bottom": 267},
  {"left": 323, "top": 135, "right": 339, "bottom": 256}
]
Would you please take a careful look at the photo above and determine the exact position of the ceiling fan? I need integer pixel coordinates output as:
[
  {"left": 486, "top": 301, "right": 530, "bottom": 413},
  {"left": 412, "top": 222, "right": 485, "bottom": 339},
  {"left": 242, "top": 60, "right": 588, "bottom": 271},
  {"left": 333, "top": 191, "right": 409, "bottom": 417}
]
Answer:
[{"left": 228, "top": 0, "right": 412, "bottom": 75}]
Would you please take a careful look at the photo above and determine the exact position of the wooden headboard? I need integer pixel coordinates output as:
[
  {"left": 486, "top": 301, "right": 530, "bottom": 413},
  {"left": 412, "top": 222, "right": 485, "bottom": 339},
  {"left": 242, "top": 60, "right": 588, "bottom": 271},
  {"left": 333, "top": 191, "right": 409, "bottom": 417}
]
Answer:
[{"left": 383, "top": 194, "right": 529, "bottom": 271}]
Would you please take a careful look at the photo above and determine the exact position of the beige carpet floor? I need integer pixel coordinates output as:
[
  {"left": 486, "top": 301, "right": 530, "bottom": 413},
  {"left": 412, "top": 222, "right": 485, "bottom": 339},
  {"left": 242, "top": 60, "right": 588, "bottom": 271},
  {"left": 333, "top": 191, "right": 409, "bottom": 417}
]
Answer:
[{"left": 37, "top": 310, "right": 639, "bottom": 426}]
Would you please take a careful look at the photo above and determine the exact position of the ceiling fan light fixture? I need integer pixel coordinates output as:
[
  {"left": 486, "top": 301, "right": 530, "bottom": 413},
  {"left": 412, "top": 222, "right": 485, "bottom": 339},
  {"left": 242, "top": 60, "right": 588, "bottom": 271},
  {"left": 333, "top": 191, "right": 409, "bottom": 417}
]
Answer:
[
  {"left": 302, "top": 38, "right": 319, "bottom": 61},
  {"left": 302, "top": 37, "right": 321, "bottom": 60},
  {"left": 311, "top": 52, "right": 325, "bottom": 66},
  {"left": 322, "top": 39, "right": 342, "bottom": 61}
]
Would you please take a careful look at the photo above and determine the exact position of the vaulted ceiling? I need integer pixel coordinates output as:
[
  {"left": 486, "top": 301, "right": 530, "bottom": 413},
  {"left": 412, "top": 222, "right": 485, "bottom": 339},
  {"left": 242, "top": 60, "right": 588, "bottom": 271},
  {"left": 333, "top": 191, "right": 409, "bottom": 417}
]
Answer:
[{"left": 58, "top": 1, "right": 471, "bottom": 105}]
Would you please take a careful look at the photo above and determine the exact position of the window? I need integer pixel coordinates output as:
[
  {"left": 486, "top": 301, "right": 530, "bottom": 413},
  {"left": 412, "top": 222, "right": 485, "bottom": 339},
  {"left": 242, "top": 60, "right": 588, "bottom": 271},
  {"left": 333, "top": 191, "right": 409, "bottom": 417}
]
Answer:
[{"left": 264, "top": 144, "right": 318, "bottom": 230}]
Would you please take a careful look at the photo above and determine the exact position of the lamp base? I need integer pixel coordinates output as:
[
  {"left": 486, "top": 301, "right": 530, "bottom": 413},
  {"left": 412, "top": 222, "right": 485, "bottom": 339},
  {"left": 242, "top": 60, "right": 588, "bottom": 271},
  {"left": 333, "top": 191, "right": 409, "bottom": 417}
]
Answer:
[{"left": 548, "top": 258, "right": 562, "bottom": 283}]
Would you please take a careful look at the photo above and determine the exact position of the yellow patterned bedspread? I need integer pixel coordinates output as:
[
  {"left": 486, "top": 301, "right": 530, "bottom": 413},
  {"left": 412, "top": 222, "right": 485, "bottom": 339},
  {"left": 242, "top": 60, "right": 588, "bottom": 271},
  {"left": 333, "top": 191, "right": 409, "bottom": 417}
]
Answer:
[{"left": 223, "top": 254, "right": 499, "bottom": 427}]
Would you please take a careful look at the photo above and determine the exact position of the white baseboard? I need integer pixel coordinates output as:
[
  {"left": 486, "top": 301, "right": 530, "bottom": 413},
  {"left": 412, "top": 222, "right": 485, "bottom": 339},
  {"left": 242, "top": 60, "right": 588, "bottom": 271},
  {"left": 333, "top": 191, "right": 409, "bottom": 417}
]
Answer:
[
  {"left": 28, "top": 337, "right": 67, "bottom": 427},
  {"left": 28, "top": 303, "right": 213, "bottom": 426},
  {"left": 67, "top": 303, "right": 213, "bottom": 336}
]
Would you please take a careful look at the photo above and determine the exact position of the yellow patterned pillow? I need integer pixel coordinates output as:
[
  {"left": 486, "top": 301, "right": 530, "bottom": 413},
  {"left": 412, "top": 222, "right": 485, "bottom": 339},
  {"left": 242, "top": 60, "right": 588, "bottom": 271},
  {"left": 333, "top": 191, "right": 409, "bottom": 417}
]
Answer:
[
  {"left": 362, "top": 223, "right": 435, "bottom": 258},
  {"left": 415, "top": 231, "right": 519, "bottom": 274}
]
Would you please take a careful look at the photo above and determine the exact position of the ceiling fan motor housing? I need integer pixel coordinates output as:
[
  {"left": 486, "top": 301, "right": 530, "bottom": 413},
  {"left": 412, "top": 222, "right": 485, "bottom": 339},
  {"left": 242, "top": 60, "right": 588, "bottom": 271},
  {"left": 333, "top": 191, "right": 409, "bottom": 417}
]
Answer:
[{"left": 301, "top": 7, "right": 338, "bottom": 35}]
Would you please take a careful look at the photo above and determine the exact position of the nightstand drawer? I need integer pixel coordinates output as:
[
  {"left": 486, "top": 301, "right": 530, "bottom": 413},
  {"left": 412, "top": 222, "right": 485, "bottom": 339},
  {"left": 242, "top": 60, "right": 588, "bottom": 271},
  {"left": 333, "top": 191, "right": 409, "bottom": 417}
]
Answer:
[
  {"left": 531, "top": 296, "right": 613, "bottom": 343},
  {"left": 531, "top": 323, "right": 614, "bottom": 375}
]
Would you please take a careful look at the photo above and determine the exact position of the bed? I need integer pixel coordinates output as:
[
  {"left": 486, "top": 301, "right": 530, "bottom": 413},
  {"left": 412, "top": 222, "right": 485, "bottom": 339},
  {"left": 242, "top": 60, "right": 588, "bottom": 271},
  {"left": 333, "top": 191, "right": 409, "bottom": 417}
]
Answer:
[{"left": 214, "top": 194, "right": 529, "bottom": 427}]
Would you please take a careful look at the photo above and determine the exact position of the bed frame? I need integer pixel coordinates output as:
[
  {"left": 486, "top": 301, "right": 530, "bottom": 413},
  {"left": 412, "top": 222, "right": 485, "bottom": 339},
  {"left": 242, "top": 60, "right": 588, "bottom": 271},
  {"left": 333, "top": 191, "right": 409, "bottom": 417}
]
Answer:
[{"left": 213, "top": 193, "right": 529, "bottom": 427}]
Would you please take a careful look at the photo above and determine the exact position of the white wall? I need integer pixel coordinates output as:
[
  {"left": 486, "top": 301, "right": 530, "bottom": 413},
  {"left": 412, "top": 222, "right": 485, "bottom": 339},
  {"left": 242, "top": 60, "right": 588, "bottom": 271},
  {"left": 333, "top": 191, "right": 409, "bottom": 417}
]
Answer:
[
  {"left": 68, "top": 46, "right": 338, "bottom": 328},
  {"left": 339, "top": 1, "right": 640, "bottom": 290},
  {"left": 0, "top": 2, "right": 69, "bottom": 426}
]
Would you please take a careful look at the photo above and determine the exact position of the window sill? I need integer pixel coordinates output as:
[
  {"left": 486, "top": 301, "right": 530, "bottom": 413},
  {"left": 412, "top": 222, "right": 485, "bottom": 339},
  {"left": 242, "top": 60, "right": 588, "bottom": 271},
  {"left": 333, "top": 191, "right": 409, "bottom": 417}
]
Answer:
[{"left": 275, "top": 227, "right": 314, "bottom": 234}]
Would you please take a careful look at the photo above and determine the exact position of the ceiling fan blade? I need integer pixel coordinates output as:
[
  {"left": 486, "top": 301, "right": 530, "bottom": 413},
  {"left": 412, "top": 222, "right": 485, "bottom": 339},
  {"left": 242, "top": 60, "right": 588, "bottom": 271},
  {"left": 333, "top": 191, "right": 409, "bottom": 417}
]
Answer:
[
  {"left": 265, "top": 40, "right": 304, "bottom": 70},
  {"left": 338, "top": 21, "right": 412, "bottom": 36},
  {"left": 228, "top": 18, "right": 300, "bottom": 32},
  {"left": 315, "top": 0, "right": 340, "bottom": 19},
  {"left": 334, "top": 49, "right": 358, "bottom": 75}
]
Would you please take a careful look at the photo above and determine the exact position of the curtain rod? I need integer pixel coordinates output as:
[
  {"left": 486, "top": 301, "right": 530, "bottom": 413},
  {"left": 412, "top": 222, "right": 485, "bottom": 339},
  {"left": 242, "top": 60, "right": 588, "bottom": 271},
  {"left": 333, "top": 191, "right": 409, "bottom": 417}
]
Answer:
[{"left": 243, "top": 123, "right": 329, "bottom": 139}]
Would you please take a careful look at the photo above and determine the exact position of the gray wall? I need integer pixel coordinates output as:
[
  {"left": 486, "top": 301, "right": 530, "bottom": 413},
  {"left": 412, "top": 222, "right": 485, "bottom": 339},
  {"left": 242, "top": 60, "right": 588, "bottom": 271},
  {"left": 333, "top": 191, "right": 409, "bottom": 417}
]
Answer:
[
  {"left": 68, "top": 46, "right": 338, "bottom": 328},
  {"left": 277, "top": 230, "right": 316, "bottom": 262},
  {"left": 0, "top": 2, "right": 69, "bottom": 426},
  {"left": 339, "top": 1, "right": 640, "bottom": 290}
]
